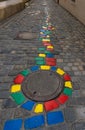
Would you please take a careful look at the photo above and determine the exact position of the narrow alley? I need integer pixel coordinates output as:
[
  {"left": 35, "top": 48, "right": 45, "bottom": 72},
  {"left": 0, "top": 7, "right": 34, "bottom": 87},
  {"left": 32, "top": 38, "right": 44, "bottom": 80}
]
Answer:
[{"left": 0, "top": 0, "right": 85, "bottom": 130}]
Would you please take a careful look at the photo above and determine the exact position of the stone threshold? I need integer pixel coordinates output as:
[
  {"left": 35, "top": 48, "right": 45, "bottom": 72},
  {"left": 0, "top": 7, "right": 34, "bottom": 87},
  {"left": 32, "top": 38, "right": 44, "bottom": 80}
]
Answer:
[{"left": 0, "top": 0, "right": 29, "bottom": 21}]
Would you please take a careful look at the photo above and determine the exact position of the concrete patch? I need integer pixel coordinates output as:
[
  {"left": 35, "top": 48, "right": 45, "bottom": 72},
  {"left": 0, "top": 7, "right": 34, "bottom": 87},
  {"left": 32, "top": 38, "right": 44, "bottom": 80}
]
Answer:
[
  {"left": 16, "top": 32, "right": 38, "bottom": 40},
  {"left": 76, "top": 107, "right": 85, "bottom": 120}
]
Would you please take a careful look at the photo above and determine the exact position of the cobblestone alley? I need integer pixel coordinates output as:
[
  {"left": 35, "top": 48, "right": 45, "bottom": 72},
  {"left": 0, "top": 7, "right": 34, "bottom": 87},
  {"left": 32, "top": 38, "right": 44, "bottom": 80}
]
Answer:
[{"left": 0, "top": 0, "right": 85, "bottom": 130}]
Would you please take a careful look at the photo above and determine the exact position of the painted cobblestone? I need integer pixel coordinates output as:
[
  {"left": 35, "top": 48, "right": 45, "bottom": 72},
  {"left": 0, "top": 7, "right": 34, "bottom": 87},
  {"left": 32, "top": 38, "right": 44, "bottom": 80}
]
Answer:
[
  {"left": 34, "top": 104, "right": 44, "bottom": 113},
  {"left": 24, "top": 115, "right": 45, "bottom": 129},
  {"left": 21, "top": 101, "right": 35, "bottom": 111},
  {"left": 57, "top": 94, "right": 69, "bottom": 104},
  {"left": 11, "top": 92, "right": 26, "bottom": 105},
  {"left": 10, "top": 84, "right": 21, "bottom": 93},
  {"left": 47, "top": 111, "right": 64, "bottom": 125},
  {"left": 44, "top": 100, "right": 59, "bottom": 111},
  {"left": 6, "top": 13, "right": 73, "bottom": 129},
  {"left": 14, "top": 74, "right": 25, "bottom": 84},
  {"left": 0, "top": 0, "right": 85, "bottom": 129},
  {"left": 9, "top": 15, "right": 73, "bottom": 114},
  {"left": 4, "top": 119, "right": 23, "bottom": 130}
]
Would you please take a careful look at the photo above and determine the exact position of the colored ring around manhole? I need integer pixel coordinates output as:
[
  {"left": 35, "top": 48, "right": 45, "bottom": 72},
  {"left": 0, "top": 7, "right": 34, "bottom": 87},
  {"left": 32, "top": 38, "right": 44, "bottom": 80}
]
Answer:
[
  {"left": 22, "top": 70, "right": 64, "bottom": 102},
  {"left": 10, "top": 66, "right": 73, "bottom": 108}
]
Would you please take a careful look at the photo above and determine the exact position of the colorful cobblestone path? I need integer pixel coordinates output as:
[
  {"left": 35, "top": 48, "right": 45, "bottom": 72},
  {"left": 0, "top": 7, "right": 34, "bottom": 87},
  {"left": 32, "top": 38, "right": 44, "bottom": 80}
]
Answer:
[
  {"left": 0, "top": 0, "right": 85, "bottom": 130},
  {"left": 4, "top": 15, "right": 73, "bottom": 129}
]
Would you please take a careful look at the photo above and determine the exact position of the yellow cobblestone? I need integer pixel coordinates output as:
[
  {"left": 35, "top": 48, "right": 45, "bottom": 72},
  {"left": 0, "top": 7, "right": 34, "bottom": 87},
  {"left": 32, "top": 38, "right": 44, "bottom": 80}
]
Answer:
[
  {"left": 39, "top": 54, "right": 46, "bottom": 57},
  {"left": 11, "top": 84, "right": 21, "bottom": 93},
  {"left": 47, "top": 45, "right": 54, "bottom": 49},
  {"left": 65, "top": 81, "right": 73, "bottom": 89},
  {"left": 40, "top": 65, "right": 51, "bottom": 70},
  {"left": 56, "top": 68, "right": 65, "bottom": 75},
  {"left": 42, "top": 39, "right": 50, "bottom": 42},
  {"left": 34, "top": 104, "right": 44, "bottom": 113}
]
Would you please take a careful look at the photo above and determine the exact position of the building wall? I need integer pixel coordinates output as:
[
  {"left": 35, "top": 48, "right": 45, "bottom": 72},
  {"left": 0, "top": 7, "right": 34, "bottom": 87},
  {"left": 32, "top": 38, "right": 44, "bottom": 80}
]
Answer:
[
  {"left": 59, "top": 0, "right": 85, "bottom": 25},
  {"left": 0, "top": 0, "right": 26, "bottom": 21}
]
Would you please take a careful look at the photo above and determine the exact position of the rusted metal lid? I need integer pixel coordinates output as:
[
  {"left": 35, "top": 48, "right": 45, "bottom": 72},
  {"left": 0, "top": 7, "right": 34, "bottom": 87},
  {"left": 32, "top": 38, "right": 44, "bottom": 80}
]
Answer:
[{"left": 22, "top": 70, "right": 64, "bottom": 102}]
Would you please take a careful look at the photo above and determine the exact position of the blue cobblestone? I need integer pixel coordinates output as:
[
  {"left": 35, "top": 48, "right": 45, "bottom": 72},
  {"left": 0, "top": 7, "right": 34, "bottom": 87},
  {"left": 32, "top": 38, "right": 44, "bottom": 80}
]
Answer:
[
  {"left": 21, "top": 101, "right": 35, "bottom": 111},
  {"left": 24, "top": 115, "right": 45, "bottom": 129},
  {"left": 46, "top": 54, "right": 54, "bottom": 58},
  {"left": 51, "top": 66, "right": 57, "bottom": 71},
  {"left": 30, "top": 66, "right": 39, "bottom": 72},
  {"left": 47, "top": 111, "right": 64, "bottom": 125},
  {"left": 4, "top": 119, "right": 23, "bottom": 130}
]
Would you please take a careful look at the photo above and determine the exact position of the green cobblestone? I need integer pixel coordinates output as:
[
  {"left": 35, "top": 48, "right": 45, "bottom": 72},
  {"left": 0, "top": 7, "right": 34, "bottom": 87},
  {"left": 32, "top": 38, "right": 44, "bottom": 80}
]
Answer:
[
  {"left": 11, "top": 92, "right": 26, "bottom": 105},
  {"left": 63, "top": 88, "right": 73, "bottom": 96},
  {"left": 20, "top": 69, "right": 30, "bottom": 76}
]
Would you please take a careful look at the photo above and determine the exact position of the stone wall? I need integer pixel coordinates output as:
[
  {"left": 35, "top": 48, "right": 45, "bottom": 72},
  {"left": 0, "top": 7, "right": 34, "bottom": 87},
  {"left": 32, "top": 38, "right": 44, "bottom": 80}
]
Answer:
[
  {"left": 0, "top": 0, "right": 26, "bottom": 21},
  {"left": 59, "top": 0, "right": 85, "bottom": 25}
]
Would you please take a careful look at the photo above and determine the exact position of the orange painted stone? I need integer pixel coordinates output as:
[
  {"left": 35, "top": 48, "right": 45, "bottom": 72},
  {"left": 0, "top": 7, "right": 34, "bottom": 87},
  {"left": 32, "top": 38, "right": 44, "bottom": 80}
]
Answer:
[
  {"left": 44, "top": 100, "right": 59, "bottom": 111},
  {"left": 14, "top": 74, "right": 24, "bottom": 84},
  {"left": 64, "top": 74, "right": 71, "bottom": 81},
  {"left": 57, "top": 94, "right": 69, "bottom": 104}
]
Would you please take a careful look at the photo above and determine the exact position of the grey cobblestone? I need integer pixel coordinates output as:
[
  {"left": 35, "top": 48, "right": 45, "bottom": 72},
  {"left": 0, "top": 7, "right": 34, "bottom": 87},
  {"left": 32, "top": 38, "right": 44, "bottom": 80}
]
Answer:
[
  {"left": 0, "top": 83, "right": 11, "bottom": 90},
  {"left": 14, "top": 108, "right": 31, "bottom": 118},
  {"left": 72, "top": 122, "right": 85, "bottom": 130},
  {"left": 0, "top": 91, "right": 10, "bottom": 99},
  {"left": 67, "top": 97, "right": 85, "bottom": 106},
  {"left": 64, "top": 108, "right": 77, "bottom": 123},
  {"left": 64, "top": 107, "right": 85, "bottom": 123},
  {"left": 46, "top": 123, "right": 69, "bottom": 130},
  {"left": 2, "top": 98, "right": 17, "bottom": 109},
  {"left": 0, "top": 100, "right": 3, "bottom": 110},
  {"left": 72, "top": 90, "right": 81, "bottom": 97},
  {"left": 0, "top": 119, "right": 4, "bottom": 130},
  {"left": 0, "top": 108, "right": 15, "bottom": 121},
  {"left": 0, "top": 0, "right": 85, "bottom": 129},
  {"left": 0, "top": 76, "right": 13, "bottom": 83}
]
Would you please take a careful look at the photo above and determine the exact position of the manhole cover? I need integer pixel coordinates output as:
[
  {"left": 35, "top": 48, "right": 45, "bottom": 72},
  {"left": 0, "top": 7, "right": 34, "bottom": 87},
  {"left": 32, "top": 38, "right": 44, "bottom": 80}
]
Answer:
[
  {"left": 22, "top": 70, "right": 64, "bottom": 102},
  {"left": 16, "top": 32, "right": 38, "bottom": 40}
]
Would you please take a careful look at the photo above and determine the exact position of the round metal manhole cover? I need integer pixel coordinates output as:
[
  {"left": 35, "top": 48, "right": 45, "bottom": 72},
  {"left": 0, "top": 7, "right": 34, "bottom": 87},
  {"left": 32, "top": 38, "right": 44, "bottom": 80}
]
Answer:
[{"left": 22, "top": 70, "right": 64, "bottom": 102}]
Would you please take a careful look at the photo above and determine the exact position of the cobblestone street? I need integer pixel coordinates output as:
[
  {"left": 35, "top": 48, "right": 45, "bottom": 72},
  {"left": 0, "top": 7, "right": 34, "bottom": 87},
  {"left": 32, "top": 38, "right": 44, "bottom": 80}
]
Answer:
[{"left": 0, "top": 0, "right": 85, "bottom": 129}]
